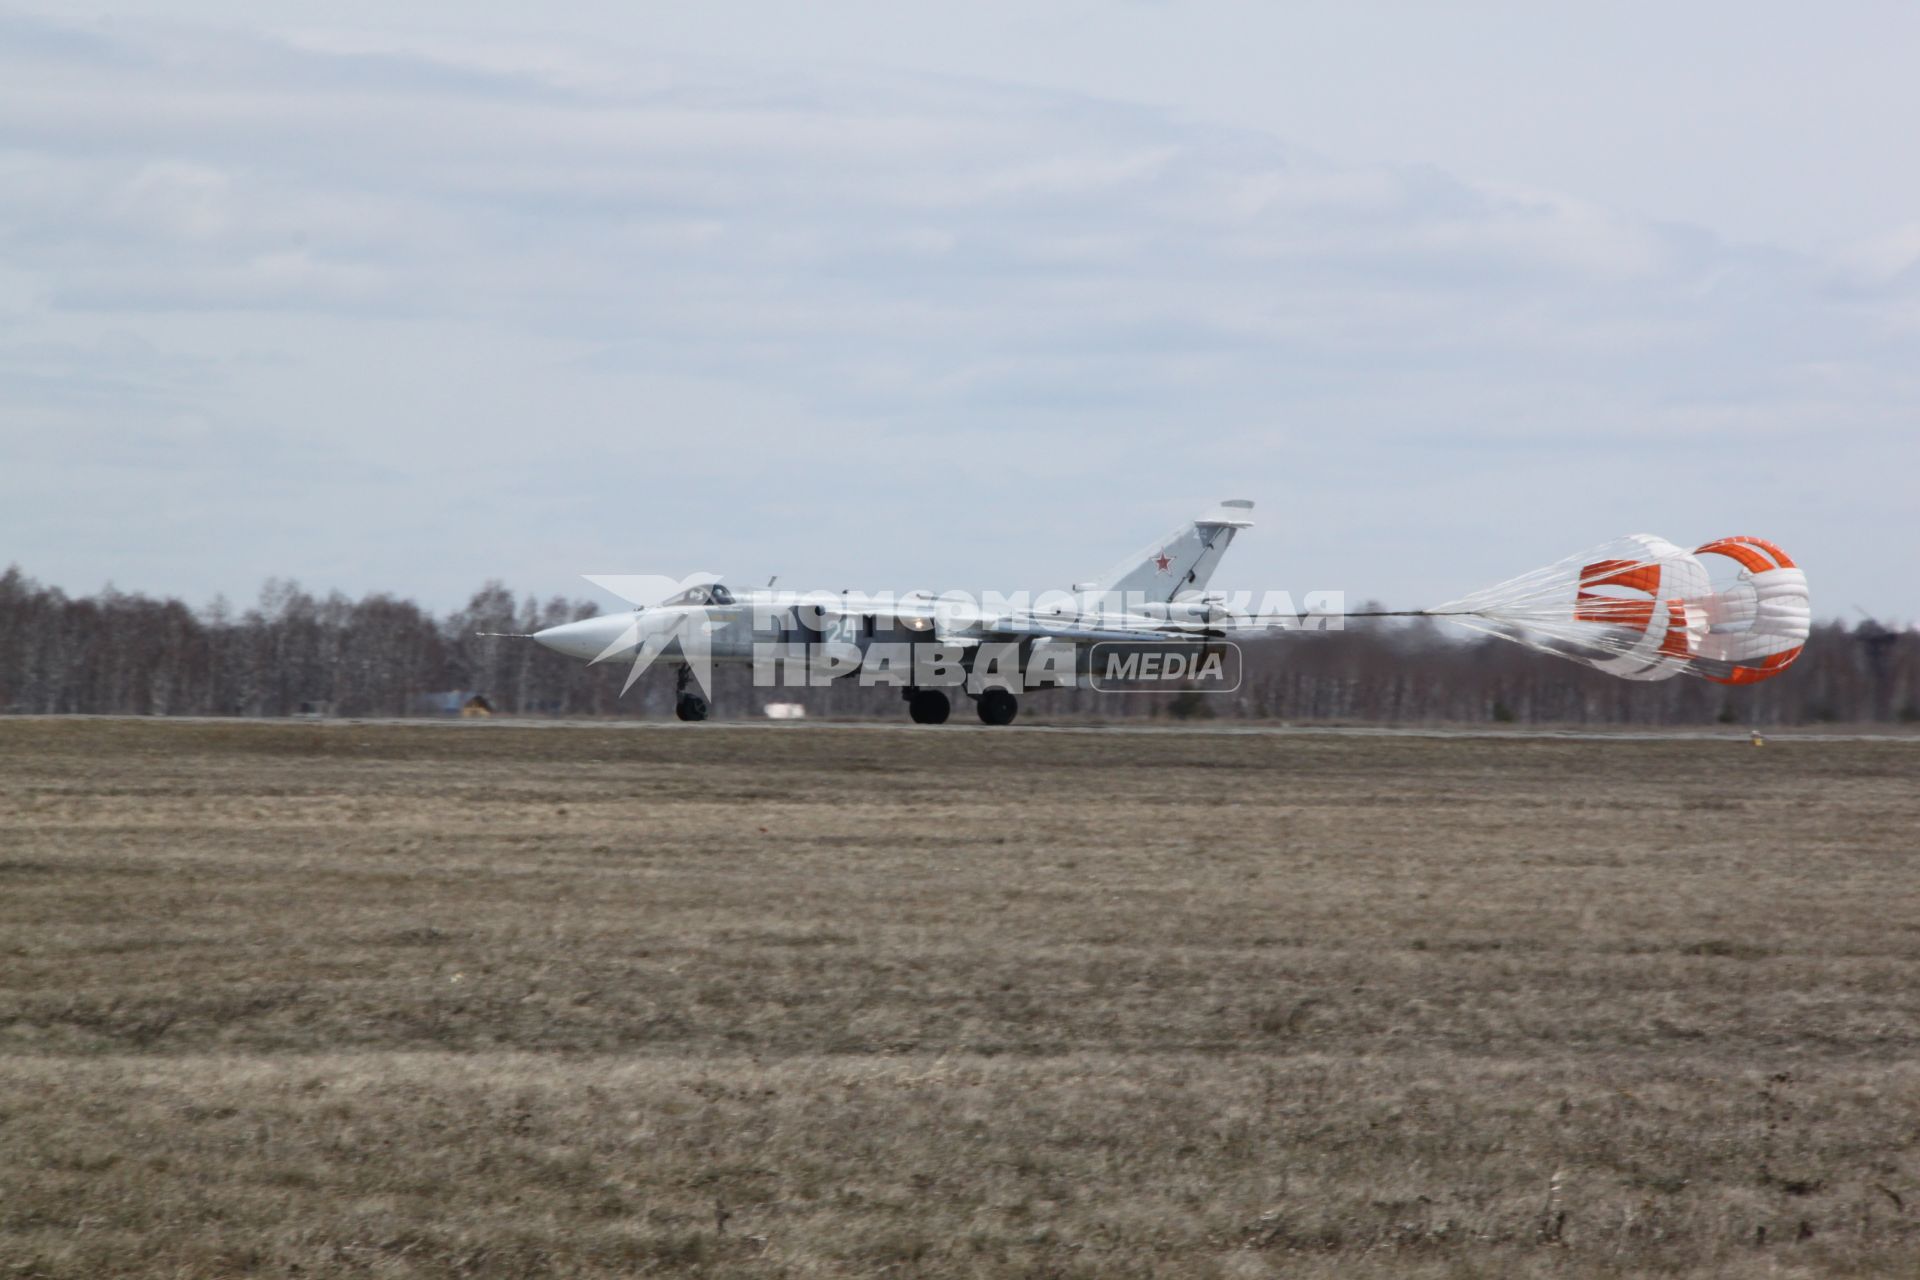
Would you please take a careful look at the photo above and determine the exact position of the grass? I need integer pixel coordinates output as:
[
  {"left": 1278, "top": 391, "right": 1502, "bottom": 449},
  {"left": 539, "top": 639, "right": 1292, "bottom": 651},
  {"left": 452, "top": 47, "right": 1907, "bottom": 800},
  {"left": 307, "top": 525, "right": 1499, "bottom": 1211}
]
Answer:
[{"left": 1, "top": 717, "right": 1918, "bottom": 1276}]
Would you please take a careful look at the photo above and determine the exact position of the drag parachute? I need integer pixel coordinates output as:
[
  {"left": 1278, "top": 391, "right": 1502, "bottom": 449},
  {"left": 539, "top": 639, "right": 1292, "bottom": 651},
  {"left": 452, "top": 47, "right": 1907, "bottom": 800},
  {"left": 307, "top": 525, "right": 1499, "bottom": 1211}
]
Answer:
[
  {"left": 1690, "top": 537, "right": 1810, "bottom": 684},
  {"left": 1418, "top": 533, "right": 1810, "bottom": 684}
]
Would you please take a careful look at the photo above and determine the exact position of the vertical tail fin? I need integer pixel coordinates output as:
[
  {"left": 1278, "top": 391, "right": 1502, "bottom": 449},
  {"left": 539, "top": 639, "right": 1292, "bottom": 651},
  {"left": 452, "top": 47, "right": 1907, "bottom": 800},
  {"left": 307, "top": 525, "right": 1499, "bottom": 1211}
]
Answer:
[{"left": 1085, "top": 500, "right": 1254, "bottom": 606}]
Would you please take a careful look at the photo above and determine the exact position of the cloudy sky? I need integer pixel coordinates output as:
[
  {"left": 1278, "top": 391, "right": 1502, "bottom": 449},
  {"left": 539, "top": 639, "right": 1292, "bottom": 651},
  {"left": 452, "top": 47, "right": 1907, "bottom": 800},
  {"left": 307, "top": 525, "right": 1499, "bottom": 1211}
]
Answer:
[{"left": 3, "top": 1, "right": 1916, "bottom": 617}]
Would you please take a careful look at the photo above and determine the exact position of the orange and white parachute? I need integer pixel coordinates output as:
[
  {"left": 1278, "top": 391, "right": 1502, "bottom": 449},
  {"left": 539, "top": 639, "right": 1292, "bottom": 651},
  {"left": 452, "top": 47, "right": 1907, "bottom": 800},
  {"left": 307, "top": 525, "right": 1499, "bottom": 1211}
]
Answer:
[
  {"left": 1423, "top": 533, "right": 1810, "bottom": 683},
  {"left": 1689, "top": 537, "right": 1811, "bottom": 684}
]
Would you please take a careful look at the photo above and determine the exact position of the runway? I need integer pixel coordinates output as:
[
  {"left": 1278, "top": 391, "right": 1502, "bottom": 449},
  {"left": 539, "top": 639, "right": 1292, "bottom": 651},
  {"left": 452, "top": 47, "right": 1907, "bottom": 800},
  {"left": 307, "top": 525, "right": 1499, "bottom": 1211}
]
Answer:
[{"left": 24, "top": 713, "right": 1914, "bottom": 745}]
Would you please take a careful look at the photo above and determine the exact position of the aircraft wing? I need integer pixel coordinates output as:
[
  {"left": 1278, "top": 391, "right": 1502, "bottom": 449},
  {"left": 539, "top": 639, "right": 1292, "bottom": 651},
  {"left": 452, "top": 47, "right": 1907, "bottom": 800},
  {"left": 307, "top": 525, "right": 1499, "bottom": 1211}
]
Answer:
[
  {"left": 960, "top": 613, "right": 1222, "bottom": 647},
  {"left": 789, "top": 597, "right": 1218, "bottom": 647}
]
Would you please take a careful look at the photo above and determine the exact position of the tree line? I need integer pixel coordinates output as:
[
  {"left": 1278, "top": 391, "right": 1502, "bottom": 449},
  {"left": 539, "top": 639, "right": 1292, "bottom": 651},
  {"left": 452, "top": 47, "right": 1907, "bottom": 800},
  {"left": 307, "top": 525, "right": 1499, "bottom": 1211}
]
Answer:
[{"left": 1, "top": 566, "right": 1914, "bottom": 724}]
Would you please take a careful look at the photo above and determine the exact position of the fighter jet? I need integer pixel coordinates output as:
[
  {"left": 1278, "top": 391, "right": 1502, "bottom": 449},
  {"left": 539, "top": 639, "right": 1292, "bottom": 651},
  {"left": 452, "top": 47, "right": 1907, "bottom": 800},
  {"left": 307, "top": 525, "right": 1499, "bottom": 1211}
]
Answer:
[{"left": 529, "top": 500, "right": 1255, "bottom": 726}]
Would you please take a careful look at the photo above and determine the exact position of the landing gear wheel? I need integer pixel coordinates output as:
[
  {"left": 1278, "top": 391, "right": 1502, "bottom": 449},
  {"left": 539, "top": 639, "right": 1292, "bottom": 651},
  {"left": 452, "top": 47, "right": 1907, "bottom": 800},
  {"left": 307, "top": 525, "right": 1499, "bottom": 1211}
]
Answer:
[
  {"left": 675, "top": 694, "right": 709, "bottom": 722},
  {"left": 976, "top": 688, "right": 1018, "bottom": 726},
  {"left": 907, "top": 689, "right": 951, "bottom": 725}
]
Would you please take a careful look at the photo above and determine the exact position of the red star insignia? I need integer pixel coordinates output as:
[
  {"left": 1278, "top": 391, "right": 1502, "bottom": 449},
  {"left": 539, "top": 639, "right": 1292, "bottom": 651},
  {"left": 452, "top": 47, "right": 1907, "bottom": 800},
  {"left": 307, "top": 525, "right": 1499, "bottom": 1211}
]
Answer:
[{"left": 1153, "top": 551, "right": 1173, "bottom": 572}]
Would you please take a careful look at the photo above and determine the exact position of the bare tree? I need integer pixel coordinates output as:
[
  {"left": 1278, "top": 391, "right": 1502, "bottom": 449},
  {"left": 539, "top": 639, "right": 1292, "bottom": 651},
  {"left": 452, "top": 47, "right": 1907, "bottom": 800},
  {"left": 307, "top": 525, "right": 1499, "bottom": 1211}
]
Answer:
[{"left": 0, "top": 564, "right": 1911, "bottom": 724}]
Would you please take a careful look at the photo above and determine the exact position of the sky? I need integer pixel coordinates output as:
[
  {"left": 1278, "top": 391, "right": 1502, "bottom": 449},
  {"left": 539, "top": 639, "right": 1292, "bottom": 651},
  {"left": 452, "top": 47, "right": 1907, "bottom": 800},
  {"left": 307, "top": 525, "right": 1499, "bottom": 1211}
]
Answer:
[{"left": 2, "top": 2, "right": 1916, "bottom": 618}]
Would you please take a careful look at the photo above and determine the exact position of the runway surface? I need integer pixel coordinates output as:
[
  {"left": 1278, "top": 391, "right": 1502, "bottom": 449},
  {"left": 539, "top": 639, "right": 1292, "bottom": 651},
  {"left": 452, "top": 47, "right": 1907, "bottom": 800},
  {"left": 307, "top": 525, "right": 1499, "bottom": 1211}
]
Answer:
[{"left": 23, "top": 712, "right": 1916, "bottom": 744}]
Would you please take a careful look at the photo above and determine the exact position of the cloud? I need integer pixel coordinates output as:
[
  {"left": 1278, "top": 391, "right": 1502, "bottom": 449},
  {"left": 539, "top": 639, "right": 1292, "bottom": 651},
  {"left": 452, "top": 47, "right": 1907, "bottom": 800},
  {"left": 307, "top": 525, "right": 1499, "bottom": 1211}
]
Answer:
[{"left": 0, "top": 11, "right": 1912, "bottom": 616}]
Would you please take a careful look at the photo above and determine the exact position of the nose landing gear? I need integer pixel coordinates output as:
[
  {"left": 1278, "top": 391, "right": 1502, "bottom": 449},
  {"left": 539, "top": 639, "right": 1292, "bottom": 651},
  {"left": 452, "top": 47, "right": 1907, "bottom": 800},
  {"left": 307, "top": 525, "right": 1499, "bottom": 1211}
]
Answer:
[{"left": 674, "top": 665, "right": 709, "bottom": 721}]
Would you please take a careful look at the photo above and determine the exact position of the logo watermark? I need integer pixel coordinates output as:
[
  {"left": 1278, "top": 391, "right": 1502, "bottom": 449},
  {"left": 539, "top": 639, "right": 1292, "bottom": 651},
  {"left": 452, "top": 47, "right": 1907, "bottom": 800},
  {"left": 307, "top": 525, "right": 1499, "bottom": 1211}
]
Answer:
[
  {"left": 562, "top": 576, "right": 1343, "bottom": 697},
  {"left": 1088, "top": 641, "right": 1243, "bottom": 693}
]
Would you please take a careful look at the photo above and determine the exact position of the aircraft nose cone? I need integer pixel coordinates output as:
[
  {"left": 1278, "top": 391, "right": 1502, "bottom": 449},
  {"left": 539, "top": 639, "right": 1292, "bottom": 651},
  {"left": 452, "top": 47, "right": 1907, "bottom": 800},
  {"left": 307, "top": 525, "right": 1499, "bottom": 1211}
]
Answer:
[{"left": 533, "top": 615, "right": 635, "bottom": 662}]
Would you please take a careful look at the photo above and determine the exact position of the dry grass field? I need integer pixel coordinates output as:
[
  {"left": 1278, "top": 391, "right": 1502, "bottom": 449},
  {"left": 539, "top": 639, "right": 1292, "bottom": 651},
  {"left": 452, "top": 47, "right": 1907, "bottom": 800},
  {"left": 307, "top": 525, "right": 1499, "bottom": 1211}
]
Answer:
[{"left": 2, "top": 718, "right": 1918, "bottom": 1278}]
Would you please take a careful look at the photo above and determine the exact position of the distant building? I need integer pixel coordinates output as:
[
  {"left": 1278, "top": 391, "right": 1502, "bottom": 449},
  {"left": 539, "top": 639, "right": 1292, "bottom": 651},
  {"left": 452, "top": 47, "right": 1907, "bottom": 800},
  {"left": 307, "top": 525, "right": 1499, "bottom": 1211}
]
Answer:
[{"left": 763, "top": 702, "right": 806, "bottom": 720}]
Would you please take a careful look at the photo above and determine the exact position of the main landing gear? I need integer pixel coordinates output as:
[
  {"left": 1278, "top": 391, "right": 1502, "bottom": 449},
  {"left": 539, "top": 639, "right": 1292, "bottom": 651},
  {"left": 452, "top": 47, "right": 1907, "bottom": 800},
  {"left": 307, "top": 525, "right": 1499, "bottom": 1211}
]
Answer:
[
  {"left": 906, "top": 688, "right": 951, "bottom": 724},
  {"left": 975, "top": 687, "right": 1018, "bottom": 726},
  {"left": 674, "top": 665, "right": 708, "bottom": 722},
  {"left": 901, "top": 687, "right": 1019, "bottom": 725}
]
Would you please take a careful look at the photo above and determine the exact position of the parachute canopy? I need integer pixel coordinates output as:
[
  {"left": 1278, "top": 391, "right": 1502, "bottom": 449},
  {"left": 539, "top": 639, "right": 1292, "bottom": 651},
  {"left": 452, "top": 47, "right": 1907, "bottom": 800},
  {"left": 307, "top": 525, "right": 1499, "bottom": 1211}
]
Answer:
[
  {"left": 1690, "top": 537, "right": 1811, "bottom": 685},
  {"left": 1424, "top": 533, "right": 1810, "bottom": 684}
]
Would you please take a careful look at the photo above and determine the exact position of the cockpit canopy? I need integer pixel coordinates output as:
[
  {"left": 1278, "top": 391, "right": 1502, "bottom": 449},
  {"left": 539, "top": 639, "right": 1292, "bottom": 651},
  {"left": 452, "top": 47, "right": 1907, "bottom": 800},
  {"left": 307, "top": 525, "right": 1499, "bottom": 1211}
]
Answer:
[{"left": 662, "top": 582, "right": 734, "bottom": 607}]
